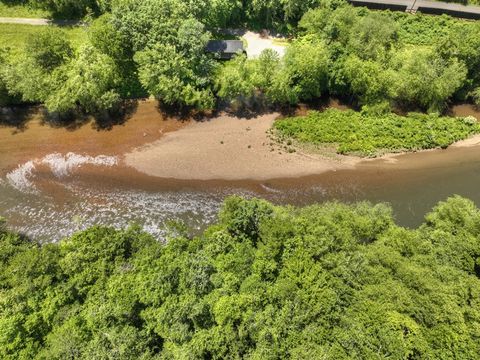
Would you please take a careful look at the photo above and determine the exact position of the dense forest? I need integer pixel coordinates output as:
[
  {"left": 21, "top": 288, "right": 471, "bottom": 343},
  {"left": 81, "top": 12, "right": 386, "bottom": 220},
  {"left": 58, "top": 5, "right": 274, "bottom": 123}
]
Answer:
[
  {"left": 1, "top": 196, "right": 480, "bottom": 359},
  {"left": 1, "top": 0, "right": 480, "bottom": 116}
]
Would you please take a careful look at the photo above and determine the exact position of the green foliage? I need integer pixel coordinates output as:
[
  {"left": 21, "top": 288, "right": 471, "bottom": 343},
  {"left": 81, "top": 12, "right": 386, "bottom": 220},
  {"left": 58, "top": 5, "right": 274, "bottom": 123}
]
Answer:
[
  {"left": 111, "top": 2, "right": 216, "bottom": 109},
  {"left": 2, "top": 196, "right": 480, "bottom": 358},
  {"left": 214, "top": 49, "right": 280, "bottom": 101},
  {"left": 387, "top": 12, "right": 469, "bottom": 46},
  {"left": 274, "top": 109, "right": 480, "bottom": 156},
  {"left": 0, "top": 50, "right": 16, "bottom": 106},
  {"left": 3, "top": 1, "right": 480, "bottom": 113},
  {"left": 215, "top": 54, "right": 258, "bottom": 100},
  {"left": 297, "top": 5, "right": 480, "bottom": 109},
  {"left": 269, "top": 40, "right": 329, "bottom": 104},
  {"left": 134, "top": 41, "right": 215, "bottom": 110},
  {"left": 1, "top": 27, "right": 74, "bottom": 105},
  {"left": 472, "top": 88, "right": 480, "bottom": 106},
  {"left": 88, "top": 14, "right": 143, "bottom": 98},
  {"left": 390, "top": 47, "right": 467, "bottom": 112},
  {"left": 25, "top": 27, "right": 74, "bottom": 70},
  {"left": 343, "top": 55, "right": 393, "bottom": 105},
  {"left": 45, "top": 44, "right": 121, "bottom": 114},
  {"left": 348, "top": 12, "right": 398, "bottom": 61},
  {"left": 0, "top": 2, "right": 50, "bottom": 18},
  {"left": 216, "top": 41, "right": 328, "bottom": 105}
]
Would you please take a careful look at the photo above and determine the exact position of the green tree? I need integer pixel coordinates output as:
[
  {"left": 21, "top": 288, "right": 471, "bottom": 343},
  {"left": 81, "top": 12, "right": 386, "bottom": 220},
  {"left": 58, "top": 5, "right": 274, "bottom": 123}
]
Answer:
[
  {"left": 269, "top": 41, "right": 329, "bottom": 104},
  {"left": 2, "top": 28, "right": 73, "bottom": 105},
  {"left": 343, "top": 55, "right": 393, "bottom": 105},
  {"left": 45, "top": 44, "right": 121, "bottom": 114},
  {"left": 390, "top": 47, "right": 467, "bottom": 112},
  {"left": 88, "top": 14, "right": 143, "bottom": 97},
  {"left": 348, "top": 12, "right": 398, "bottom": 61},
  {"left": 134, "top": 19, "right": 216, "bottom": 109},
  {"left": 0, "top": 50, "right": 17, "bottom": 107},
  {"left": 215, "top": 49, "right": 280, "bottom": 101},
  {"left": 25, "top": 27, "right": 73, "bottom": 71},
  {"left": 2, "top": 196, "right": 480, "bottom": 358},
  {"left": 215, "top": 54, "right": 257, "bottom": 100},
  {"left": 29, "top": 0, "right": 101, "bottom": 17}
]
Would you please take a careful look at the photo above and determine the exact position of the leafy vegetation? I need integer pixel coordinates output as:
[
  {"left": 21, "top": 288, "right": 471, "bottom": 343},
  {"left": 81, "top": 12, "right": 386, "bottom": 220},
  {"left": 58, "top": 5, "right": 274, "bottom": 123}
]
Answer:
[
  {"left": 1, "top": 196, "right": 480, "bottom": 358},
  {"left": 1, "top": 1, "right": 480, "bottom": 116},
  {"left": 274, "top": 109, "right": 480, "bottom": 156},
  {"left": 215, "top": 4, "right": 480, "bottom": 112}
]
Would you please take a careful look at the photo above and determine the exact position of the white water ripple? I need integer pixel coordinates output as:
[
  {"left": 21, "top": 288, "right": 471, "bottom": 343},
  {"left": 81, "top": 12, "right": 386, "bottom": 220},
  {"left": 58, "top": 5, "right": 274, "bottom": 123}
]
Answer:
[
  {"left": 6, "top": 160, "right": 37, "bottom": 193},
  {"left": 42, "top": 153, "right": 118, "bottom": 178},
  {"left": 5, "top": 153, "right": 118, "bottom": 192}
]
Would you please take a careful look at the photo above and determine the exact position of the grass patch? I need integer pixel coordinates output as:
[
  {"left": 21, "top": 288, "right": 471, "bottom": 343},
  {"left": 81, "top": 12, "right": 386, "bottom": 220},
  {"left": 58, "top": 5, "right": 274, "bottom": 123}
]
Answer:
[
  {"left": 274, "top": 109, "right": 480, "bottom": 157},
  {"left": 0, "top": 3, "right": 50, "bottom": 18},
  {"left": 0, "top": 23, "right": 87, "bottom": 55}
]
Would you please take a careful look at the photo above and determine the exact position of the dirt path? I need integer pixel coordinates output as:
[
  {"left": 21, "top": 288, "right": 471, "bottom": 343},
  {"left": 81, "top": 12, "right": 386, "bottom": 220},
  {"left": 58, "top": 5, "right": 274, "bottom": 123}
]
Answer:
[
  {"left": 0, "top": 17, "right": 81, "bottom": 26},
  {"left": 242, "top": 31, "right": 287, "bottom": 58}
]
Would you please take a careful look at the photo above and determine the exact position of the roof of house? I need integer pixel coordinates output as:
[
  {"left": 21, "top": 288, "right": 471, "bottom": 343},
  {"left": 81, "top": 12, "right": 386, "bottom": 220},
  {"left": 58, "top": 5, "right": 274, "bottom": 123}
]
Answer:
[{"left": 206, "top": 40, "right": 244, "bottom": 54}]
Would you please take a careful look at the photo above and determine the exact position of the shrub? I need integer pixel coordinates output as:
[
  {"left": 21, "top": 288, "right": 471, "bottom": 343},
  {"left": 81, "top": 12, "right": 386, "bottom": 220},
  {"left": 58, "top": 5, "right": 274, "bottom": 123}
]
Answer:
[{"left": 274, "top": 109, "right": 480, "bottom": 156}]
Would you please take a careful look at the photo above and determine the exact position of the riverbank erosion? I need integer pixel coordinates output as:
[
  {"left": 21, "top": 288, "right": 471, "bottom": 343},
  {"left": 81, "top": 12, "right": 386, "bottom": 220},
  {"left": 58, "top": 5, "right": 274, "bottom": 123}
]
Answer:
[{"left": 124, "top": 113, "right": 360, "bottom": 181}]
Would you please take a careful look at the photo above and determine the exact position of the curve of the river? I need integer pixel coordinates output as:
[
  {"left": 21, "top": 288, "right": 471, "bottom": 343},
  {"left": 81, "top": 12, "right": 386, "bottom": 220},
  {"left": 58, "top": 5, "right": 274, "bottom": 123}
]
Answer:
[{"left": 1, "top": 100, "right": 479, "bottom": 242}]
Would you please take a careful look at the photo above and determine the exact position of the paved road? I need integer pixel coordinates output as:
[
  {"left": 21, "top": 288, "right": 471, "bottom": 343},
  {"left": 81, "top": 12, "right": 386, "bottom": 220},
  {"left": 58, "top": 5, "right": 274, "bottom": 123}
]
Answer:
[
  {"left": 0, "top": 17, "right": 82, "bottom": 26},
  {"left": 349, "top": 0, "right": 480, "bottom": 19}
]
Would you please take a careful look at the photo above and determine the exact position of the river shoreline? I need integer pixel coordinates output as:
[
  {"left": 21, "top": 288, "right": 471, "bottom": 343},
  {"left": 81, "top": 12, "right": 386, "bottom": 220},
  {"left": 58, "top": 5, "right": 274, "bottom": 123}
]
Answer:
[
  {"left": 3, "top": 100, "right": 480, "bottom": 239},
  {"left": 2, "top": 99, "right": 480, "bottom": 182},
  {"left": 124, "top": 112, "right": 360, "bottom": 181}
]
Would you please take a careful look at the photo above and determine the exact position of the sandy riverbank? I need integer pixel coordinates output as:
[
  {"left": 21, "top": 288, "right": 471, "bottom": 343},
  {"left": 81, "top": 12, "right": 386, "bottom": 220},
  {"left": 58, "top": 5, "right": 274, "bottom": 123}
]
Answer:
[
  {"left": 124, "top": 113, "right": 360, "bottom": 180},
  {"left": 124, "top": 109, "right": 480, "bottom": 181}
]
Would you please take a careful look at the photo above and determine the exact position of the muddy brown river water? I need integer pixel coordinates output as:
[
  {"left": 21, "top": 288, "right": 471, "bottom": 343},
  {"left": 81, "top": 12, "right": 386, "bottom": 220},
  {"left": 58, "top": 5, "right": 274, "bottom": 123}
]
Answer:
[{"left": 1, "top": 100, "right": 480, "bottom": 242}]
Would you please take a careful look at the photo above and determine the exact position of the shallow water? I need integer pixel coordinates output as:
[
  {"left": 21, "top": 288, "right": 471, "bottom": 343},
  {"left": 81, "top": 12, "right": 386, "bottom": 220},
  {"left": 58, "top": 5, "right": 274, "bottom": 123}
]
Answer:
[{"left": 1, "top": 101, "right": 480, "bottom": 242}]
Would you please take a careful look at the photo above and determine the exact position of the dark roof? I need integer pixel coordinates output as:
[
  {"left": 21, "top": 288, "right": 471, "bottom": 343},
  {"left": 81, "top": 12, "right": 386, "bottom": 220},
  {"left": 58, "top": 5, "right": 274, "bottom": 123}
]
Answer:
[{"left": 206, "top": 40, "right": 244, "bottom": 54}]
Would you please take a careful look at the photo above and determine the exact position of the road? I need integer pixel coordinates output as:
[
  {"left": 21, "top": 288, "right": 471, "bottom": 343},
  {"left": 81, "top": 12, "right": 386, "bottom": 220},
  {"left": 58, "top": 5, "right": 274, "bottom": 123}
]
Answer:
[
  {"left": 1, "top": 0, "right": 480, "bottom": 27},
  {"left": 348, "top": 0, "right": 480, "bottom": 19}
]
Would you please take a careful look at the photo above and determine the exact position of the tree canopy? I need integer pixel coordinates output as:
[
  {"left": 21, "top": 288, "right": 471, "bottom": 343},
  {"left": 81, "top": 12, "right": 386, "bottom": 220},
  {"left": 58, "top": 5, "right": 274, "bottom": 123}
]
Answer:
[
  {"left": 1, "top": 196, "right": 480, "bottom": 359},
  {"left": 2, "top": 1, "right": 480, "bottom": 115}
]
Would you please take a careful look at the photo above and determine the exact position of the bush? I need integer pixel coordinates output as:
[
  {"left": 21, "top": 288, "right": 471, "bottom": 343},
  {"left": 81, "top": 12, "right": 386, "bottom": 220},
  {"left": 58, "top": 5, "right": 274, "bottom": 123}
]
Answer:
[{"left": 274, "top": 109, "right": 480, "bottom": 156}]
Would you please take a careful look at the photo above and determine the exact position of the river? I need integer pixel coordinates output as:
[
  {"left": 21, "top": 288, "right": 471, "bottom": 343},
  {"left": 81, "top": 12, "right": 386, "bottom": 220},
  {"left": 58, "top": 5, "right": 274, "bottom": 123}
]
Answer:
[{"left": 1, "top": 100, "right": 480, "bottom": 242}]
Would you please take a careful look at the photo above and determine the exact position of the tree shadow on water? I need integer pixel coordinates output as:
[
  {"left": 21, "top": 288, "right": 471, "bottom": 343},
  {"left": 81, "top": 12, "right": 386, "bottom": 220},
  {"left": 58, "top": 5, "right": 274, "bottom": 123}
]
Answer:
[
  {"left": 0, "top": 106, "right": 38, "bottom": 132},
  {"left": 155, "top": 101, "right": 207, "bottom": 122},
  {"left": 215, "top": 95, "right": 278, "bottom": 120},
  {"left": 91, "top": 99, "right": 139, "bottom": 131},
  {"left": 39, "top": 99, "right": 140, "bottom": 131}
]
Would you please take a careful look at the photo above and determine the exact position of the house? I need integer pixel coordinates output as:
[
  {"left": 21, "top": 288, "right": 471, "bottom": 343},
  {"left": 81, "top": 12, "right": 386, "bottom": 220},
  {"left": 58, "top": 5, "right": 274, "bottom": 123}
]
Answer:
[{"left": 206, "top": 40, "right": 245, "bottom": 60}]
